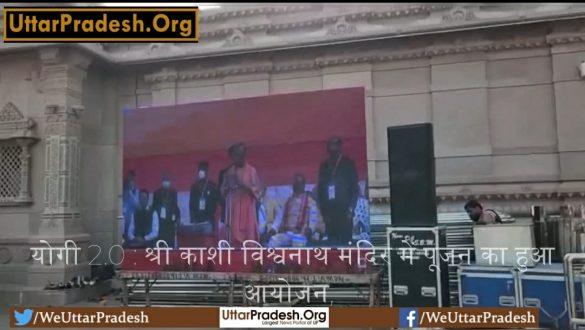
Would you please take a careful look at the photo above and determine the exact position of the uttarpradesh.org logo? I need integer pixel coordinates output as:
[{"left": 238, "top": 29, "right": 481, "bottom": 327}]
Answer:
[
  {"left": 14, "top": 308, "right": 34, "bottom": 326},
  {"left": 399, "top": 308, "right": 419, "bottom": 328}
]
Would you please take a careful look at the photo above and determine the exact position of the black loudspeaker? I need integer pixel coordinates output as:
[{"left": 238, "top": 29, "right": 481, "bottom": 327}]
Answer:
[{"left": 387, "top": 123, "right": 437, "bottom": 226}]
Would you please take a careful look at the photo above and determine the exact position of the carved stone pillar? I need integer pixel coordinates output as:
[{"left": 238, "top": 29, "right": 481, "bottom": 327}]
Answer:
[
  {"left": 43, "top": 106, "right": 82, "bottom": 216},
  {"left": 28, "top": 47, "right": 92, "bottom": 289}
]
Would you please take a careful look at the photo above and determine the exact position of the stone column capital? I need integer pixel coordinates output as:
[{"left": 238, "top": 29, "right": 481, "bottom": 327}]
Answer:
[
  {"left": 39, "top": 47, "right": 94, "bottom": 70},
  {"left": 45, "top": 105, "right": 84, "bottom": 121},
  {"left": 38, "top": 47, "right": 62, "bottom": 65}
]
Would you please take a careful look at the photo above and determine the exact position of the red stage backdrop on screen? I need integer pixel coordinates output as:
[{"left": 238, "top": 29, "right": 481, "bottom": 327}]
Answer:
[{"left": 123, "top": 87, "right": 367, "bottom": 191}]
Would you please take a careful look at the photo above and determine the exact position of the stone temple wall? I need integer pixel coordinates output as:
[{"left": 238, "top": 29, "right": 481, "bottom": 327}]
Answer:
[
  {"left": 118, "top": 19, "right": 585, "bottom": 217},
  {"left": 0, "top": 7, "right": 585, "bottom": 304}
]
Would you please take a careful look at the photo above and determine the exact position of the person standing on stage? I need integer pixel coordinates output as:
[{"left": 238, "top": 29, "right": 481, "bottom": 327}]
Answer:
[
  {"left": 189, "top": 161, "right": 220, "bottom": 236},
  {"left": 220, "top": 143, "right": 262, "bottom": 246},
  {"left": 126, "top": 189, "right": 158, "bottom": 248},
  {"left": 122, "top": 170, "right": 139, "bottom": 241},
  {"left": 152, "top": 173, "right": 181, "bottom": 248},
  {"left": 317, "top": 137, "right": 359, "bottom": 245}
]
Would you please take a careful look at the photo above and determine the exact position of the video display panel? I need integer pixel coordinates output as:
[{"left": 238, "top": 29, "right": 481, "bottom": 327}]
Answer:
[{"left": 122, "top": 87, "right": 368, "bottom": 252}]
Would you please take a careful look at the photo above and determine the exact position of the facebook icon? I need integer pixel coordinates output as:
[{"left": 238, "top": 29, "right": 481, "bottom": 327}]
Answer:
[{"left": 399, "top": 308, "right": 419, "bottom": 327}]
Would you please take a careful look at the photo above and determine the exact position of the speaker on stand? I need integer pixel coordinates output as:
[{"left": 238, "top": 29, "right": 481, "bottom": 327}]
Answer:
[
  {"left": 386, "top": 123, "right": 449, "bottom": 307},
  {"left": 387, "top": 123, "right": 436, "bottom": 227}
]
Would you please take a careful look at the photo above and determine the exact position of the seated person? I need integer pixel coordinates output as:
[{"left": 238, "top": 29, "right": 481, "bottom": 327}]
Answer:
[
  {"left": 125, "top": 189, "right": 158, "bottom": 248},
  {"left": 267, "top": 174, "right": 325, "bottom": 247},
  {"left": 352, "top": 183, "right": 371, "bottom": 241},
  {"left": 352, "top": 195, "right": 370, "bottom": 241},
  {"left": 464, "top": 199, "right": 502, "bottom": 225},
  {"left": 257, "top": 186, "right": 283, "bottom": 244},
  {"left": 189, "top": 161, "right": 220, "bottom": 236}
]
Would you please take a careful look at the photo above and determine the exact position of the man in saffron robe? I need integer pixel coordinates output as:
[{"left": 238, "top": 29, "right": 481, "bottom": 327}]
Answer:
[{"left": 220, "top": 143, "right": 261, "bottom": 247}]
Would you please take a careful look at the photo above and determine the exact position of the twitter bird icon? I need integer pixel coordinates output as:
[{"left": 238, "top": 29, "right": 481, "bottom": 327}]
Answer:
[{"left": 14, "top": 308, "right": 33, "bottom": 326}]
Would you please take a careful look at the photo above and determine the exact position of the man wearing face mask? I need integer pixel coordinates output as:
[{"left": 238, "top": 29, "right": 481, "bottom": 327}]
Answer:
[
  {"left": 189, "top": 161, "right": 220, "bottom": 236},
  {"left": 153, "top": 173, "right": 181, "bottom": 247}
]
